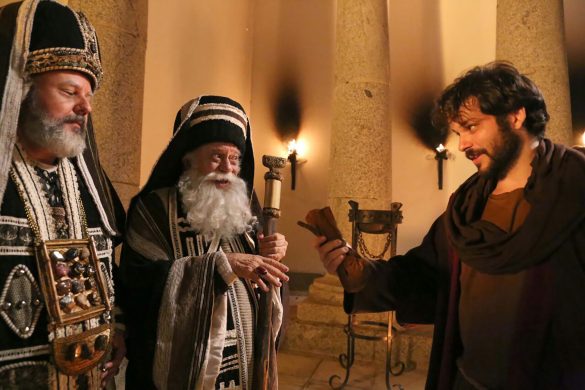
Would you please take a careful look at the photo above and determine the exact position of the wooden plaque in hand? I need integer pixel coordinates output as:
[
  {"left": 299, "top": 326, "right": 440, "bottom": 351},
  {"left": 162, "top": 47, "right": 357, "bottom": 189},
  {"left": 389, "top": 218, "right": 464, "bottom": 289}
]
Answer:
[{"left": 298, "top": 207, "right": 371, "bottom": 293}]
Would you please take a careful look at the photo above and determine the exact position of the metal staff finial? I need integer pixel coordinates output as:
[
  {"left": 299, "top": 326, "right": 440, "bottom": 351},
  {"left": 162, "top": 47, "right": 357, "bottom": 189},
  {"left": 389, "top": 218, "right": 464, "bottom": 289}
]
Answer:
[{"left": 262, "top": 155, "right": 287, "bottom": 222}]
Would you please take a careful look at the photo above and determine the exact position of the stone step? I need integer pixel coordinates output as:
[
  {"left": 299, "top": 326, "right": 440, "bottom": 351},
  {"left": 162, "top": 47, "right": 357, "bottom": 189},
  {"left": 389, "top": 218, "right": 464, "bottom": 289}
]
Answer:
[
  {"left": 296, "top": 297, "right": 387, "bottom": 325},
  {"left": 281, "top": 302, "right": 433, "bottom": 372},
  {"left": 285, "top": 274, "right": 433, "bottom": 374}
]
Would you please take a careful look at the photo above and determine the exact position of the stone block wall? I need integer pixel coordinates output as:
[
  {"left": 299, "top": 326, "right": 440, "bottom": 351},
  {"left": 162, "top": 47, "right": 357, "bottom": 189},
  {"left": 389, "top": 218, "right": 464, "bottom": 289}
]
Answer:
[{"left": 68, "top": 0, "right": 148, "bottom": 209}]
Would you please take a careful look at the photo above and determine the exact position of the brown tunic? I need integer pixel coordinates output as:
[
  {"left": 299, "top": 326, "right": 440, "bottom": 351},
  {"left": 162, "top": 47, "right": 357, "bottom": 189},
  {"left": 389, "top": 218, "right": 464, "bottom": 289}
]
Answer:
[{"left": 458, "top": 188, "right": 531, "bottom": 388}]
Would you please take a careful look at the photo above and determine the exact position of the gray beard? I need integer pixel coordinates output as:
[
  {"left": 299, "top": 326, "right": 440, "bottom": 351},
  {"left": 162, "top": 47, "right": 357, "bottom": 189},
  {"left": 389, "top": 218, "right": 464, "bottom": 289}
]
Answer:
[
  {"left": 18, "top": 91, "right": 87, "bottom": 159},
  {"left": 178, "top": 169, "right": 254, "bottom": 240}
]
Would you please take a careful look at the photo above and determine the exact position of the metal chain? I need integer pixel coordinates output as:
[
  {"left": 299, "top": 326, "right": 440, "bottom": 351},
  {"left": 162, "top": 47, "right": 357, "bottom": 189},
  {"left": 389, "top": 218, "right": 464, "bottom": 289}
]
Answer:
[{"left": 357, "top": 231, "right": 392, "bottom": 260}]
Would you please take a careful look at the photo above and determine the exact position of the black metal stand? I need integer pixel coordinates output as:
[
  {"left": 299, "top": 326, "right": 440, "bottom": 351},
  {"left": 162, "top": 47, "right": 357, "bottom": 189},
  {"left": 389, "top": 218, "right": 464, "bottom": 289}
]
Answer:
[{"left": 329, "top": 201, "right": 405, "bottom": 390}]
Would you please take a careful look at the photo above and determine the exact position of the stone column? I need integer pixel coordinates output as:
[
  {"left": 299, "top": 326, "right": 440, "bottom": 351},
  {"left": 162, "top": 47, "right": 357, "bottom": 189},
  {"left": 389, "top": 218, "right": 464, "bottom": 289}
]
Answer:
[
  {"left": 328, "top": 0, "right": 392, "bottom": 236},
  {"left": 497, "top": 0, "right": 573, "bottom": 145},
  {"left": 318, "top": 0, "right": 394, "bottom": 286},
  {"left": 284, "top": 0, "right": 395, "bottom": 363},
  {"left": 68, "top": 0, "right": 148, "bottom": 208}
]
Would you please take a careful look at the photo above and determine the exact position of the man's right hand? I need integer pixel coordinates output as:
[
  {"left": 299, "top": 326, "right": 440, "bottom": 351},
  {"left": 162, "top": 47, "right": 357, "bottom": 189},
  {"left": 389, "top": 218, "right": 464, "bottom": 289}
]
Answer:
[
  {"left": 225, "top": 253, "right": 289, "bottom": 292},
  {"left": 314, "top": 236, "right": 349, "bottom": 274}
]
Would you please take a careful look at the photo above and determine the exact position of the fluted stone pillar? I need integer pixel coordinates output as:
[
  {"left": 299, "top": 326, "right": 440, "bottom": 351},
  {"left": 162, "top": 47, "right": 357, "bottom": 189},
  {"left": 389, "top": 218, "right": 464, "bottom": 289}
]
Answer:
[
  {"left": 68, "top": 0, "right": 148, "bottom": 208},
  {"left": 284, "top": 0, "right": 399, "bottom": 364},
  {"left": 497, "top": 0, "right": 573, "bottom": 145}
]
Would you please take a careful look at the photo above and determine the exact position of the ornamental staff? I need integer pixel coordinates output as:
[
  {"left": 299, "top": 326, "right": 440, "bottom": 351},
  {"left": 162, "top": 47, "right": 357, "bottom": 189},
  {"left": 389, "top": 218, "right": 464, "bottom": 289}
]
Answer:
[{"left": 254, "top": 155, "right": 287, "bottom": 390}]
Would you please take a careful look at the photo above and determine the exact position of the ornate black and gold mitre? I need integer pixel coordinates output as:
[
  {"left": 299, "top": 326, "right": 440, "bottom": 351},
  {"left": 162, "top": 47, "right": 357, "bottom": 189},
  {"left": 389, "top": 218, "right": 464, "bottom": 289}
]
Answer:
[{"left": 25, "top": 0, "right": 103, "bottom": 89}]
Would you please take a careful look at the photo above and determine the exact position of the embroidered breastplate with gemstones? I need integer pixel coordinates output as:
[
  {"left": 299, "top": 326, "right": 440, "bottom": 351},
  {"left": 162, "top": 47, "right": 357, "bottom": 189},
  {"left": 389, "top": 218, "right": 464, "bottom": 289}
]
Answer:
[{"left": 5, "top": 148, "right": 114, "bottom": 376}]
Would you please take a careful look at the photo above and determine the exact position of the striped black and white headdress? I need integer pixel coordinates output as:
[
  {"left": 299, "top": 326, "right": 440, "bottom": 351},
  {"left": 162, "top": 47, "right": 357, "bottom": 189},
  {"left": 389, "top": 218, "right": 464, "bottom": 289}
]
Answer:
[
  {"left": 173, "top": 96, "right": 248, "bottom": 154},
  {"left": 136, "top": 96, "right": 256, "bottom": 202}
]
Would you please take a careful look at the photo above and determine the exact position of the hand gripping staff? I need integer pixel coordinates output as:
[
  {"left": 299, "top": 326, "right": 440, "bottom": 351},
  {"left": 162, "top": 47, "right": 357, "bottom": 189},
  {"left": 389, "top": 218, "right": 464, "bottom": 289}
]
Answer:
[{"left": 253, "top": 155, "right": 286, "bottom": 390}]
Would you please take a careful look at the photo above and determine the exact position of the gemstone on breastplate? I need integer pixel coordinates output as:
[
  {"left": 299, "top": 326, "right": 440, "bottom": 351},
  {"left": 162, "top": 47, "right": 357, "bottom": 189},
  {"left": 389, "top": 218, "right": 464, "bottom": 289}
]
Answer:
[
  {"left": 59, "top": 294, "right": 75, "bottom": 313},
  {"left": 56, "top": 280, "right": 72, "bottom": 295},
  {"left": 71, "top": 262, "right": 85, "bottom": 276},
  {"left": 80, "top": 247, "right": 90, "bottom": 260},
  {"left": 54, "top": 262, "right": 69, "bottom": 278},
  {"left": 64, "top": 248, "right": 80, "bottom": 261},
  {"left": 84, "top": 265, "right": 95, "bottom": 277},
  {"left": 71, "top": 279, "right": 85, "bottom": 294},
  {"left": 88, "top": 292, "right": 101, "bottom": 305},
  {"left": 84, "top": 278, "right": 95, "bottom": 290},
  {"left": 75, "top": 294, "right": 92, "bottom": 309},
  {"left": 50, "top": 250, "right": 65, "bottom": 262}
]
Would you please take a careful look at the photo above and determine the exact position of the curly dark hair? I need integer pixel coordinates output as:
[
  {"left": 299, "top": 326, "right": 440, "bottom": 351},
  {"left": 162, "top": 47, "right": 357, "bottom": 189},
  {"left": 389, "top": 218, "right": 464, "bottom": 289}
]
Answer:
[{"left": 432, "top": 62, "right": 549, "bottom": 139}]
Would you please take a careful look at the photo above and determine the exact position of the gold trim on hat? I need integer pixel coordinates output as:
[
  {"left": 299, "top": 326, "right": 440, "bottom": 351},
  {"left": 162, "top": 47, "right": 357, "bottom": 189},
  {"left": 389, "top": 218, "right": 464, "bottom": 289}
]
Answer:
[
  {"left": 24, "top": 9, "right": 103, "bottom": 88},
  {"left": 25, "top": 48, "right": 102, "bottom": 87}
]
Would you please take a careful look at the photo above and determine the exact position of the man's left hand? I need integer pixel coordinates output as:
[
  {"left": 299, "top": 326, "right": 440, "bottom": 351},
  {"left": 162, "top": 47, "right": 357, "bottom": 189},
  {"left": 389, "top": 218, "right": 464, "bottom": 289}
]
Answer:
[
  {"left": 258, "top": 233, "right": 288, "bottom": 262},
  {"left": 100, "top": 330, "right": 126, "bottom": 388}
]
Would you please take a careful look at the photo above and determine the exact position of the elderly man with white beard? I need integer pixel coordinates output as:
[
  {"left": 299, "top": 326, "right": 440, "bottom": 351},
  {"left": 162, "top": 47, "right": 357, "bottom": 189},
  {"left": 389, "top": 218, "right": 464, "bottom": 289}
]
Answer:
[{"left": 120, "top": 95, "right": 289, "bottom": 390}]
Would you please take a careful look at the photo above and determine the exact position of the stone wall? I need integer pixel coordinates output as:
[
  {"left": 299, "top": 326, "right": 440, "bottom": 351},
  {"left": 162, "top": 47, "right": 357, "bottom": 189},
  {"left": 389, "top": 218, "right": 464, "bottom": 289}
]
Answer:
[
  {"left": 497, "top": 0, "right": 573, "bottom": 145},
  {"left": 68, "top": 0, "right": 148, "bottom": 208}
]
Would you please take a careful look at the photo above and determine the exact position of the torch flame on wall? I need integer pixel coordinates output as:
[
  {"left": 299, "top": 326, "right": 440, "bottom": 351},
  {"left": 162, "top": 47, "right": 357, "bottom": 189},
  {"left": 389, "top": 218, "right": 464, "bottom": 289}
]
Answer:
[
  {"left": 287, "top": 139, "right": 307, "bottom": 157},
  {"left": 287, "top": 139, "right": 307, "bottom": 190},
  {"left": 435, "top": 144, "right": 448, "bottom": 190}
]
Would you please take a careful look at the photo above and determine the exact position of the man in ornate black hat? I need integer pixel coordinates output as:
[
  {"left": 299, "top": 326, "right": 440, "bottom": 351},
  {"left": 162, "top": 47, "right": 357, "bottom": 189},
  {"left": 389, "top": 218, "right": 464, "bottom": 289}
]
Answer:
[
  {"left": 120, "top": 95, "right": 289, "bottom": 389},
  {"left": 0, "top": 1, "right": 126, "bottom": 388}
]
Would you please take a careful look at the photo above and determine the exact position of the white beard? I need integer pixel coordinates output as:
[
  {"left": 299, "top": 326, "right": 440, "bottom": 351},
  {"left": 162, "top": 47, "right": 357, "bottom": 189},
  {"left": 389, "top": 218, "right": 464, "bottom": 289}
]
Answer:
[
  {"left": 178, "top": 169, "right": 255, "bottom": 240},
  {"left": 19, "top": 90, "right": 87, "bottom": 158}
]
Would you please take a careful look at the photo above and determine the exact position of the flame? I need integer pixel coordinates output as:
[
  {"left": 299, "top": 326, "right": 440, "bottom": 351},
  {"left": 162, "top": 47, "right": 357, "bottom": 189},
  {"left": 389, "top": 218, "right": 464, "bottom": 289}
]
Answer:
[
  {"left": 582, "top": 130, "right": 585, "bottom": 145},
  {"left": 288, "top": 139, "right": 307, "bottom": 157},
  {"left": 436, "top": 143, "right": 446, "bottom": 153}
]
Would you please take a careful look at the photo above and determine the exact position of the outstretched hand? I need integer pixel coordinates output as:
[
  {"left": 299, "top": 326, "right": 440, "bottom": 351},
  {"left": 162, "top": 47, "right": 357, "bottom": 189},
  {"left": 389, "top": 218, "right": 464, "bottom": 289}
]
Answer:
[
  {"left": 226, "top": 252, "right": 289, "bottom": 292},
  {"left": 258, "top": 232, "right": 288, "bottom": 262},
  {"left": 314, "top": 236, "right": 349, "bottom": 274}
]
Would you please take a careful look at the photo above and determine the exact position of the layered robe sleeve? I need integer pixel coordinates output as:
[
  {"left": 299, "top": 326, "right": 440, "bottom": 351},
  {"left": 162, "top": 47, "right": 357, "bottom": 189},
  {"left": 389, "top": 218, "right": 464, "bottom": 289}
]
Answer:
[
  {"left": 343, "top": 215, "right": 460, "bottom": 390},
  {"left": 344, "top": 216, "right": 451, "bottom": 324},
  {"left": 119, "top": 189, "right": 234, "bottom": 390}
]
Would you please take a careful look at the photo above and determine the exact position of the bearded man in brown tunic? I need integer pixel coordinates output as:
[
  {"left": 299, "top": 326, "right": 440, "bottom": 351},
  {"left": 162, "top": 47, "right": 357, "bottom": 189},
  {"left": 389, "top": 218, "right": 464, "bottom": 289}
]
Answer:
[{"left": 316, "top": 62, "right": 585, "bottom": 390}]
